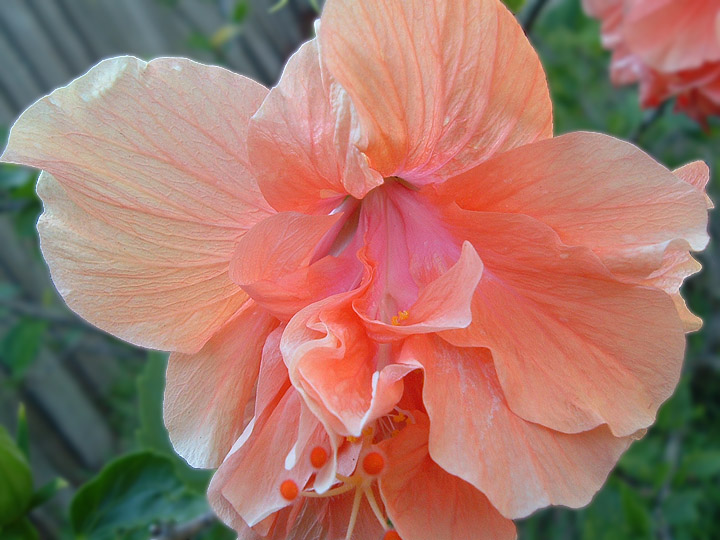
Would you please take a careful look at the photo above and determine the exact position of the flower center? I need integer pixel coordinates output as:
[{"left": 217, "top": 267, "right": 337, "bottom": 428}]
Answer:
[{"left": 277, "top": 409, "right": 413, "bottom": 539}]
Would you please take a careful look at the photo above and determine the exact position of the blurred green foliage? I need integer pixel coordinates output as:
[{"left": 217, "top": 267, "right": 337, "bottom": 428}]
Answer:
[
  {"left": 0, "top": 425, "right": 33, "bottom": 529},
  {"left": 66, "top": 352, "right": 232, "bottom": 539},
  {"left": 0, "top": 408, "right": 66, "bottom": 539},
  {"left": 503, "top": 0, "right": 527, "bottom": 12},
  {"left": 70, "top": 452, "right": 209, "bottom": 540}
]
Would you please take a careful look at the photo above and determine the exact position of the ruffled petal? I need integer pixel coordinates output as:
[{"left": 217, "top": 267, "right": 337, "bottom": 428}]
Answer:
[
  {"left": 440, "top": 132, "right": 709, "bottom": 281},
  {"left": 319, "top": 0, "right": 552, "bottom": 182},
  {"left": 2, "top": 57, "right": 272, "bottom": 353},
  {"left": 674, "top": 160, "right": 713, "bottom": 208},
  {"left": 247, "top": 39, "right": 382, "bottom": 212},
  {"left": 379, "top": 413, "right": 516, "bottom": 539},
  {"left": 164, "top": 303, "right": 278, "bottom": 468},
  {"left": 282, "top": 293, "right": 414, "bottom": 436},
  {"left": 642, "top": 161, "right": 715, "bottom": 331},
  {"left": 401, "top": 335, "right": 634, "bottom": 519},
  {"left": 230, "top": 211, "right": 362, "bottom": 319},
  {"left": 356, "top": 241, "right": 483, "bottom": 338},
  {"left": 441, "top": 210, "right": 686, "bottom": 437}
]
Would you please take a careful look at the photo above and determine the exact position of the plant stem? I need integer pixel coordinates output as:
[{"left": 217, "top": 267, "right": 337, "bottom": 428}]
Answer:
[
  {"left": 522, "top": 0, "right": 551, "bottom": 35},
  {"left": 630, "top": 100, "right": 670, "bottom": 143}
]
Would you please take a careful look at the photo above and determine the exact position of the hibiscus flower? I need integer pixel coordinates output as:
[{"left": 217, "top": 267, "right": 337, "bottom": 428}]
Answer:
[
  {"left": 1, "top": 0, "right": 710, "bottom": 538},
  {"left": 584, "top": 0, "right": 720, "bottom": 124}
]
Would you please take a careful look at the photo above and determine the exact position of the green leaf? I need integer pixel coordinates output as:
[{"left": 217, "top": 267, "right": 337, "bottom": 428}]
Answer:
[
  {"left": 210, "top": 24, "right": 242, "bottom": 48},
  {"left": 135, "top": 352, "right": 173, "bottom": 455},
  {"left": 619, "top": 482, "right": 651, "bottom": 538},
  {"left": 187, "top": 31, "right": 213, "bottom": 51},
  {"left": 29, "top": 477, "right": 68, "bottom": 510},
  {"left": 70, "top": 452, "right": 209, "bottom": 540},
  {"left": 0, "top": 517, "right": 39, "bottom": 540},
  {"left": 269, "top": 0, "right": 289, "bottom": 13},
  {"left": 656, "top": 376, "right": 693, "bottom": 430},
  {"left": 135, "top": 352, "right": 210, "bottom": 490},
  {"left": 503, "top": 0, "right": 526, "bottom": 12},
  {"left": 680, "top": 451, "right": 720, "bottom": 479},
  {"left": 15, "top": 404, "right": 29, "bottom": 459},
  {"left": 231, "top": 0, "right": 250, "bottom": 22},
  {"left": 0, "top": 426, "right": 33, "bottom": 527},
  {"left": 0, "top": 283, "right": 19, "bottom": 301},
  {"left": 1, "top": 320, "right": 47, "bottom": 381},
  {"left": 663, "top": 491, "right": 701, "bottom": 526},
  {"left": 0, "top": 164, "right": 35, "bottom": 191}
]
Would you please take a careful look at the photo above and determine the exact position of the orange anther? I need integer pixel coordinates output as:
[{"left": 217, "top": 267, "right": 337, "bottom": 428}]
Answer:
[
  {"left": 280, "top": 479, "right": 299, "bottom": 501},
  {"left": 310, "top": 446, "right": 328, "bottom": 469},
  {"left": 391, "top": 310, "right": 410, "bottom": 326},
  {"left": 362, "top": 451, "right": 385, "bottom": 476},
  {"left": 384, "top": 531, "right": 402, "bottom": 540}
]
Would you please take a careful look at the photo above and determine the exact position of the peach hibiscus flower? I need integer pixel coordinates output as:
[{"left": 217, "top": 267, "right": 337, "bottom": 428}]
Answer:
[
  {"left": 1, "top": 0, "right": 711, "bottom": 538},
  {"left": 584, "top": 0, "right": 720, "bottom": 123}
]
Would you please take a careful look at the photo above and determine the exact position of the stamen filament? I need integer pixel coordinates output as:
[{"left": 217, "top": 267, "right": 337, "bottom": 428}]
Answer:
[
  {"left": 363, "top": 487, "right": 389, "bottom": 531},
  {"left": 301, "top": 482, "right": 357, "bottom": 498},
  {"left": 344, "top": 488, "right": 364, "bottom": 540}
]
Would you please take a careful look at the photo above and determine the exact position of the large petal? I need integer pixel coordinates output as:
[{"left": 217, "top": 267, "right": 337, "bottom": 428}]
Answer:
[
  {"left": 378, "top": 414, "right": 516, "bottom": 540},
  {"left": 401, "top": 335, "right": 633, "bottom": 519},
  {"left": 624, "top": 1, "right": 720, "bottom": 72},
  {"left": 582, "top": 0, "right": 624, "bottom": 48},
  {"left": 164, "top": 303, "right": 278, "bottom": 468},
  {"left": 442, "top": 210, "right": 686, "bottom": 437},
  {"left": 2, "top": 57, "right": 273, "bottom": 353},
  {"left": 440, "top": 132, "right": 709, "bottom": 281},
  {"left": 319, "top": 0, "right": 552, "bottom": 182},
  {"left": 247, "top": 39, "right": 382, "bottom": 213}
]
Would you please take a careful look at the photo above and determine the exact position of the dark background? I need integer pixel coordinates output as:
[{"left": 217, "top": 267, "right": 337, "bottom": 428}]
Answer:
[{"left": 0, "top": 0, "right": 718, "bottom": 538}]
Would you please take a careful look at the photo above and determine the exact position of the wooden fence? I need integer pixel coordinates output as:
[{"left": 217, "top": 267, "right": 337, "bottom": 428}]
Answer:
[
  {"left": 0, "top": 0, "right": 314, "bottom": 536},
  {"left": 0, "top": 0, "right": 316, "bottom": 124}
]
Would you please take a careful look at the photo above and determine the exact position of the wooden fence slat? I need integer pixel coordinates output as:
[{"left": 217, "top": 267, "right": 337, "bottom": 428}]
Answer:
[
  {"left": 0, "top": 0, "right": 314, "bottom": 125},
  {"left": 26, "top": 0, "right": 94, "bottom": 72},
  {"left": 0, "top": 24, "right": 44, "bottom": 118},
  {"left": 23, "top": 349, "right": 115, "bottom": 469},
  {"left": 1, "top": 0, "right": 75, "bottom": 93}
]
